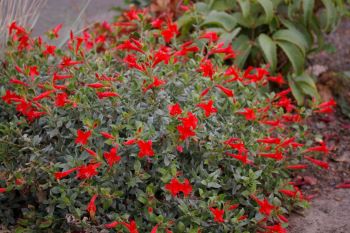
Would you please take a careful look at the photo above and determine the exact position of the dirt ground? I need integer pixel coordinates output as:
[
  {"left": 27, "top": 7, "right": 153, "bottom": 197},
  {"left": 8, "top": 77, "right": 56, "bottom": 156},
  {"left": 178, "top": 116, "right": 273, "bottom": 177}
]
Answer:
[{"left": 288, "top": 19, "right": 350, "bottom": 233}]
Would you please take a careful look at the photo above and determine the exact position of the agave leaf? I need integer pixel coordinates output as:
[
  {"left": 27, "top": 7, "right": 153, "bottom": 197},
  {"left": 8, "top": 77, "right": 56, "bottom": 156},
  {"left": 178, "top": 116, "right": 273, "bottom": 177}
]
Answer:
[
  {"left": 202, "top": 11, "right": 237, "bottom": 31},
  {"left": 273, "top": 29, "right": 309, "bottom": 55},
  {"left": 232, "top": 35, "right": 252, "bottom": 68},
  {"left": 302, "top": 0, "right": 315, "bottom": 25},
  {"left": 320, "top": 0, "right": 337, "bottom": 32},
  {"left": 257, "top": 34, "right": 277, "bottom": 72},
  {"left": 277, "top": 41, "right": 304, "bottom": 75},
  {"left": 237, "top": 0, "right": 251, "bottom": 18},
  {"left": 257, "top": 0, "right": 274, "bottom": 23}
]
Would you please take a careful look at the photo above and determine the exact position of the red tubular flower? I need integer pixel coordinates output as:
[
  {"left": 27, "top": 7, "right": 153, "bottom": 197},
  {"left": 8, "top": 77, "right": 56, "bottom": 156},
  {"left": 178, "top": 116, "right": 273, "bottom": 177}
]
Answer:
[
  {"left": 96, "top": 91, "right": 119, "bottom": 99},
  {"left": 33, "top": 90, "right": 55, "bottom": 102},
  {"left": 209, "top": 207, "right": 225, "bottom": 223},
  {"left": 9, "top": 78, "right": 28, "bottom": 87},
  {"left": 87, "top": 83, "right": 105, "bottom": 88},
  {"left": 53, "top": 73, "right": 73, "bottom": 81},
  {"left": 228, "top": 203, "right": 239, "bottom": 211},
  {"left": 286, "top": 164, "right": 308, "bottom": 170},
  {"left": 28, "top": 66, "right": 39, "bottom": 79},
  {"left": 103, "top": 146, "right": 121, "bottom": 167},
  {"left": 161, "top": 21, "right": 179, "bottom": 43},
  {"left": 100, "top": 131, "right": 115, "bottom": 139},
  {"left": 165, "top": 178, "right": 192, "bottom": 197},
  {"left": 264, "top": 223, "right": 287, "bottom": 233},
  {"left": 54, "top": 168, "right": 77, "bottom": 180},
  {"left": 51, "top": 24, "right": 63, "bottom": 38},
  {"left": 237, "top": 108, "right": 256, "bottom": 120},
  {"left": 75, "top": 129, "right": 92, "bottom": 145},
  {"left": 87, "top": 194, "right": 98, "bottom": 218},
  {"left": 105, "top": 221, "right": 119, "bottom": 229},
  {"left": 267, "top": 74, "right": 285, "bottom": 85},
  {"left": 315, "top": 99, "right": 336, "bottom": 114},
  {"left": 304, "top": 142, "right": 329, "bottom": 154},
  {"left": 199, "top": 31, "right": 219, "bottom": 42},
  {"left": 177, "top": 125, "right": 196, "bottom": 141},
  {"left": 43, "top": 45, "right": 56, "bottom": 56},
  {"left": 151, "top": 224, "right": 159, "bottom": 233},
  {"left": 279, "top": 189, "right": 297, "bottom": 198},
  {"left": 168, "top": 103, "right": 182, "bottom": 116},
  {"left": 0, "top": 187, "right": 7, "bottom": 193},
  {"left": 85, "top": 148, "right": 97, "bottom": 157},
  {"left": 143, "top": 77, "right": 166, "bottom": 93},
  {"left": 197, "top": 100, "right": 217, "bottom": 117},
  {"left": 199, "top": 59, "right": 215, "bottom": 79},
  {"left": 55, "top": 92, "right": 69, "bottom": 107},
  {"left": 259, "top": 151, "right": 284, "bottom": 161},
  {"left": 251, "top": 195, "right": 274, "bottom": 216},
  {"left": 76, "top": 163, "right": 101, "bottom": 179},
  {"left": 200, "top": 87, "right": 211, "bottom": 98},
  {"left": 226, "top": 153, "right": 253, "bottom": 165},
  {"left": 335, "top": 183, "right": 350, "bottom": 189},
  {"left": 121, "top": 220, "right": 139, "bottom": 233},
  {"left": 257, "top": 137, "right": 281, "bottom": 144},
  {"left": 2, "top": 90, "right": 21, "bottom": 104},
  {"left": 137, "top": 140, "right": 155, "bottom": 158},
  {"left": 151, "top": 18, "right": 164, "bottom": 29},
  {"left": 210, "top": 43, "right": 236, "bottom": 60},
  {"left": 216, "top": 85, "right": 234, "bottom": 97},
  {"left": 278, "top": 214, "right": 289, "bottom": 223},
  {"left": 179, "top": 112, "right": 198, "bottom": 129},
  {"left": 116, "top": 40, "right": 144, "bottom": 53},
  {"left": 305, "top": 156, "right": 329, "bottom": 169}
]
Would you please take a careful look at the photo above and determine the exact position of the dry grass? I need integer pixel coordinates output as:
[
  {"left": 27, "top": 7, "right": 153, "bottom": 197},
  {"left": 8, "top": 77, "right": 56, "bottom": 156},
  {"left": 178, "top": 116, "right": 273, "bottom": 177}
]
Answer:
[{"left": 0, "top": 0, "right": 47, "bottom": 50}]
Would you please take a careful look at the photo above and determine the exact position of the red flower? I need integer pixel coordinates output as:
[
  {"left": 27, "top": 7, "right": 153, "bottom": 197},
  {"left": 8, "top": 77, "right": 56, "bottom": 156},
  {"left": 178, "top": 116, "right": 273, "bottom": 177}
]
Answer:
[
  {"left": 116, "top": 40, "right": 144, "bottom": 53},
  {"left": 75, "top": 129, "right": 92, "bottom": 145},
  {"left": 197, "top": 100, "right": 217, "bottom": 117},
  {"left": 226, "top": 153, "right": 253, "bottom": 165},
  {"left": 137, "top": 140, "right": 155, "bottom": 158},
  {"left": 33, "top": 90, "right": 55, "bottom": 102},
  {"left": 304, "top": 141, "right": 329, "bottom": 154},
  {"left": 216, "top": 85, "right": 234, "bottom": 97},
  {"left": 257, "top": 137, "right": 281, "bottom": 144},
  {"left": 179, "top": 112, "right": 198, "bottom": 129},
  {"left": 210, "top": 43, "right": 236, "bottom": 60},
  {"left": 199, "top": 32, "right": 219, "bottom": 42},
  {"left": 199, "top": 59, "right": 215, "bottom": 79},
  {"left": 143, "top": 77, "right": 166, "bottom": 93},
  {"left": 151, "top": 224, "right": 159, "bottom": 233},
  {"left": 151, "top": 18, "right": 164, "bottom": 29},
  {"left": 251, "top": 195, "right": 274, "bottom": 216},
  {"left": 85, "top": 148, "right": 97, "bottom": 157},
  {"left": 87, "top": 194, "right": 98, "bottom": 218},
  {"left": 267, "top": 74, "right": 285, "bottom": 85},
  {"left": 168, "top": 103, "right": 182, "bottom": 116},
  {"left": 55, "top": 92, "right": 69, "bottom": 107},
  {"left": 264, "top": 223, "right": 287, "bottom": 233},
  {"left": 51, "top": 24, "right": 63, "bottom": 38},
  {"left": 0, "top": 187, "right": 7, "bottom": 193},
  {"left": 10, "top": 78, "right": 28, "bottom": 87},
  {"left": 43, "top": 45, "right": 56, "bottom": 56},
  {"left": 103, "top": 146, "right": 121, "bottom": 167},
  {"left": 54, "top": 168, "right": 77, "bottom": 180},
  {"left": 177, "top": 125, "right": 196, "bottom": 141},
  {"left": 2, "top": 90, "right": 21, "bottom": 104},
  {"left": 97, "top": 91, "right": 119, "bottom": 99},
  {"left": 76, "top": 163, "right": 101, "bottom": 179},
  {"left": 335, "top": 183, "right": 350, "bottom": 189},
  {"left": 259, "top": 151, "right": 284, "bottom": 161},
  {"left": 165, "top": 178, "right": 192, "bottom": 197},
  {"left": 286, "top": 164, "right": 308, "bottom": 170},
  {"left": 209, "top": 207, "right": 225, "bottom": 223},
  {"left": 161, "top": 21, "right": 179, "bottom": 43},
  {"left": 237, "top": 108, "right": 256, "bottom": 120},
  {"left": 105, "top": 221, "right": 119, "bottom": 229},
  {"left": 87, "top": 83, "right": 105, "bottom": 88},
  {"left": 152, "top": 46, "right": 172, "bottom": 67},
  {"left": 305, "top": 156, "right": 329, "bottom": 169},
  {"left": 100, "top": 131, "right": 115, "bottom": 139}
]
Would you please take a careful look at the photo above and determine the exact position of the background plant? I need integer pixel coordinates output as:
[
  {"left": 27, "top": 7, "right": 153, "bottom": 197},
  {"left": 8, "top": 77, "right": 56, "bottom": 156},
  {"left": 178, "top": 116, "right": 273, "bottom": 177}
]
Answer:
[
  {"left": 0, "top": 8, "right": 334, "bottom": 232},
  {"left": 177, "top": 0, "right": 347, "bottom": 105}
]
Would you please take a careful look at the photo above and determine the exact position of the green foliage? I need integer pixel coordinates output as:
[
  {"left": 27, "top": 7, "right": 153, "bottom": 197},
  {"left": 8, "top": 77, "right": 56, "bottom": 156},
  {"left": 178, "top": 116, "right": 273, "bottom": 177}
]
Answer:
[
  {"left": 0, "top": 9, "right": 332, "bottom": 232},
  {"left": 178, "top": 0, "right": 346, "bottom": 104}
]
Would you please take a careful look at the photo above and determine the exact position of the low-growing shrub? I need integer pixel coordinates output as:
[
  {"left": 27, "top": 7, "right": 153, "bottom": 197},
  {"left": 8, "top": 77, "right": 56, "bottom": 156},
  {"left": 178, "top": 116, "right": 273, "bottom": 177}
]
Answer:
[{"left": 0, "top": 9, "right": 335, "bottom": 232}]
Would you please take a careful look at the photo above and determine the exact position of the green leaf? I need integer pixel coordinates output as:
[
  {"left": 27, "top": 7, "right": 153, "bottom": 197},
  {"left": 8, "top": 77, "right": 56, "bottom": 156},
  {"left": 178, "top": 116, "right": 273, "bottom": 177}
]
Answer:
[
  {"left": 202, "top": 11, "right": 237, "bottom": 31},
  {"left": 257, "top": 0, "right": 274, "bottom": 23},
  {"left": 218, "top": 27, "right": 241, "bottom": 46},
  {"left": 208, "top": 0, "right": 236, "bottom": 11},
  {"left": 320, "top": 0, "right": 338, "bottom": 32},
  {"left": 288, "top": 75, "right": 304, "bottom": 105},
  {"left": 277, "top": 41, "right": 305, "bottom": 75},
  {"left": 238, "top": 0, "right": 251, "bottom": 18},
  {"left": 288, "top": 72, "right": 320, "bottom": 105},
  {"left": 273, "top": 29, "right": 309, "bottom": 55},
  {"left": 257, "top": 33, "right": 277, "bottom": 72},
  {"left": 232, "top": 35, "right": 252, "bottom": 68},
  {"left": 302, "top": 0, "right": 315, "bottom": 25}
]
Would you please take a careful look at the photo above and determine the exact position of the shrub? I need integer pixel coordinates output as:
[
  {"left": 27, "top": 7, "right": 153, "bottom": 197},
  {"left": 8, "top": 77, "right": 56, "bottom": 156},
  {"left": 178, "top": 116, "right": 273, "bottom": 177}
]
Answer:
[
  {"left": 177, "top": 0, "right": 347, "bottom": 105},
  {"left": 0, "top": 8, "right": 335, "bottom": 232}
]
